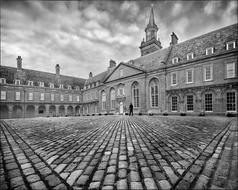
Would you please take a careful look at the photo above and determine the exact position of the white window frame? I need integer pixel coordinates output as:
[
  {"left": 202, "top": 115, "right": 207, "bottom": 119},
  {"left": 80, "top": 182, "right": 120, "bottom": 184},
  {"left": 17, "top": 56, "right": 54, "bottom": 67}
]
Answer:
[
  {"left": 0, "top": 78, "right": 6, "bottom": 84},
  {"left": 204, "top": 65, "right": 213, "bottom": 81},
  {"left": 226, "top": 41, "right": 236, "bottom": 50},
  {"left": 27, "top": 81, "right": 33, "bottom": 86},
  {"left": 226, "top": 91, "right": 236, "bottom": 111},
  {"left": 186, "top": 69, "right": 194, "bottom": 84},
  {"left": 205, "top": 93, "right": 213, "bottom": 112},
  {"left": 206, "top": 47, "right": 214, "bottom": 55},
  {"left": 39, "top": 82, "right": 44, "bottom": 87},
  {"left": 51, "top": 94, "right": 54, "bottom": 101},
  {"left": 171, "top": 96, "right": 178, "bottom": 112},
  {"left": 1, "top": 91, "right": 6, "bottom": 100},
  {"left": 186, "top": 95, "right": 194, "bottom": 112},
  {"left": 172, "top": 57, "right": 179, "bottom": 64},
  {"left": 76, "top": 95, "right": 80, "bottom": 102},
  {"left": 60, "top": 94, "right": 64, "bottom": 101},
  {"left": 16, "top": 91, "right": 21, "bottom": 101},
  {"left": 186, "top": 52, "right": 194, "bottom": 60},
  {"left": 28, "top": 92, "right": 33, "bottom": 101},
  {"left": 69, "top": 95, "right": 72, "bottom": 101},
  {"left": 76, "top": 86, "right": 79, "bottom": 91},
  {"left": 40, "top": 93, "right": 44, "bottom": 101},
  {"left": 59, "top": 84, "right": 64, "bottom": 89},
  {"left": 68, "top": 85, "right": 72, "bottom": 90},
  {"left": 15, "top": 80, "right": 20, "bottom": 85},
  {"left": 226, "top": 62, "right": 236, "bottom": 78},
  {"left": 171, "top": 72, "right": 177, "bottom": 86},
  {"left": 49, "top": 83, "right": 54, "bottom": 88}
]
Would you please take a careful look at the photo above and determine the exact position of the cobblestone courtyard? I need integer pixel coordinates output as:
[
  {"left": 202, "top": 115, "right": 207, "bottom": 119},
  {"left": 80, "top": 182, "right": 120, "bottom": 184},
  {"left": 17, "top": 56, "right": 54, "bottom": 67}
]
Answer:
[{"left": 0, "top": 116, "right": 237, "bottom": 190}]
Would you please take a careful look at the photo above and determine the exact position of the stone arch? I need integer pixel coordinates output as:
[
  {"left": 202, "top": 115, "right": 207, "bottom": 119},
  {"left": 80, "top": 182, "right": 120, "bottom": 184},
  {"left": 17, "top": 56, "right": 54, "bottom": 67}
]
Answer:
[
  {"left": 13, "top": 105, "right": 23, "bottom": 118},
  {"left": 0, "top": 105, "right": 9, "bottom": 119},
  {"left": 131, "top": 81, "right": 140, "bottom": 108},
  {"left": 149, "top": 78, "right": 159, "bottom": 108},
  {"left": 75, "top": 105, "right": 80, "bottom": 115},
  {"left": 38, "top": 105, "right": 46, "bottom": 115},
  {"left": 59, "top": 105, "right": 65, "bottom": 116},
  {"left": 110, "top": 87, "right": 116, "bottom": 110},
  {"left": 26, "top": 105, "right": 35, "bottom": 118},
  {"left": 167, "top": 93, "right": 180, "bottom": 112},
  {"left": 67, "top": 106, "right": 73, "bottom": 116},
  {"left": 49, "top": 105, "right": 56, "bottom": 116}
]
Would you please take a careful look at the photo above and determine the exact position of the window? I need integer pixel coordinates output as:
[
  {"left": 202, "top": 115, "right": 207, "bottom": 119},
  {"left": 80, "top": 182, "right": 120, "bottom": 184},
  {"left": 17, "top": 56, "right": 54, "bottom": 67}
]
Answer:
[
  {"left": 68, "top": 85, "right": 72, "bottom": 90},
  {"left": 0, "top": 78, "right": 6, "bottom": 84},
  {"left": 226, "top": 63, "right": 235, "bottom": 78},
  {"left": 69, "top": 95, "right": 72, "bottom": 101},
  {"left": 204, "top": 65, "right": 213, "bottom": 81},
  {"left": 206, "top": 47, "right": 214, "bottom": 55},
  {"left": 102, "top": 91, "right": 106, "bottom": 110},
  {"left": 28, "top": 81, "right": 33, "bottom": 86},
  {"left": 187, "top": 52, "right": 194, "bottom": 60},
  {"left": 60, "top": 95, "right": 64, "bottom": 101},
  {"left": 132, "top": 82, "right": 139, "bottom": 108},
  {"left": 205, "top": 93, "right": 213, "bottom": 111},
  {"left": 227, "top": 92, "right": 236, "bottom": 111},
  {"left": 226, "top": 41, "right": 236, "bottom": 50},
  {"left": 120, "top": 69, "right": 123, "bottom": 77},
  {"left": 40, "top": 93, "right": 44, "bottom": 101},
  {"left": 77, "top": 95, "right": 80, "bottom": 102},
  {"left": 39, "top": 82, "right": 44, "bottom": 87},
  {"left": 186, "top": 69, "right": 193, "bottom": 84},
  {"left": 51, "top": 94, "right": 54, "bottom": 101},
  {"left": 59, "top": 84, "right": 64, "bottom": 89},
  {"left": 1, "top": 91, "right": 6, "bottom": 100},
  {"left": 150, "top": 78, "right": 159, "bottom": 107},
  {"left": 172, "top": 57, "right": 179, "bottom": 64},
  {"left": 15, "top": 80, "right": 20, "bottom": 85},
  {"left": 187, "top": 95, "right": 193, "bottom": 111},
  {"left": 171, "top": 96, "right": 178, "bottom": 111},
  {"left": 110, "top": 89, "right": 116, "bottom": 109},
  {"left": 50, "top": 83, "right": 54, "bottom": 88},
  {"left": 16, "top": 92, "right": 20, "bottom": 100},
  {"left": 28, "top": 92, "right": 33, "bottom": 101},
  {"left": 171, "top": 72, "right": 177, "bottom": 86},
  {"left": 76, "top": 86, "right": 80, "bottom": 91},
  {"left": 118, "top": 84, "right": 125, "bottom": 96}
]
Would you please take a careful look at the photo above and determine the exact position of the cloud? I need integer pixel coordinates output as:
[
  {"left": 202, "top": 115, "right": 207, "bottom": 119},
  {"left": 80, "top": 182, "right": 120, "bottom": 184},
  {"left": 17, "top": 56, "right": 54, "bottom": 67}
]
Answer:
[
  {"left": 204, "top": 1, "right": 221, "bottom": 15},
  {"left": 172, "top": 2, "right": 182, "bottom": 16}
]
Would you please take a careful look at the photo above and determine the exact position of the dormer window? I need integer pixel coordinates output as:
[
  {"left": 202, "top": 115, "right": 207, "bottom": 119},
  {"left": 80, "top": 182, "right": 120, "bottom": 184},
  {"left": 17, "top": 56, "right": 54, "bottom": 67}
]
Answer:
[
  {"left": 59, "top": 84, "right": 64, "bottom": 89},
  {"left": 39, "top": 82, "right": 44, "bottom": 87},
  {"left": 172, "top": 57, "right": 179, "bottom": 64},
  {"left": 187, "top": 52, "right": 194, "bottom": 60},
  {"left": 15, "top": 80, "right": 20, "bottom": 85},
  {"left": 75, "top": 86, "right": 80, "bottom": 91},
  {"left": 68, "top": 85, "right": 72, "bottom": 90},
  {"left": 27, "top": 81, "right": 33, "bottom": 86},
  {"left": 0, "top": 78, "right": 6, "bottom": 84},
  {"left": 49, "top": 83, "right": 54, "bottom": 88},
  {"left": 226, "top": 41, "right": 236, "bottom": 50},
  {"left": 206, "top": 47, "right": 214, "bottom": 55}
]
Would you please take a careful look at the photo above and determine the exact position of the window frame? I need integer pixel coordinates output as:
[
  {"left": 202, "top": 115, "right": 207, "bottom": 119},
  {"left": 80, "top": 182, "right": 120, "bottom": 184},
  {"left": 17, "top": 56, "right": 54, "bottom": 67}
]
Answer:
[
  {"left": 15, "top": 80, "right": 20, "bottom": 85},
  {"left": 171, "top": 96, "right": 178, "bottom": 112},
  {"left": 186, "top": 69, "right": 194, "bottom": 84},
  {"left": 49, "top": 83, "right": 54, "bottom": 88},
  {"left": 60, "top": 94, "right": 64, "bottom": 101},
  {"left": 150, "top": 79, "right": 159, "bottom": 108},
  {"left": 69, "top": 95, "right": 72, "bottom": 102},
  {"left": 186, "top": 52, "right": 194, "bottom": 60},
  {"left": 40, "top": 93, "right": 44, "bottom": 101},
  {"left": 186, "top": 95, "right": 194, "bottom": 112},
  {"left": 68, "top": 85, "right": 72, "bottom": 90},
  {"left": 1, "top": 91, "right": 7, "bottom": 100},
  {"left": 15, "top": 91, "right": 21, "bottom": 101},
  {"left": 110, "top": 89, "right": 116, "bottom": 110},
  {"left": 28, "top": 92, "right": 33, "bottom": 101},
  {"left": 226, "top": 41, "right": 236, "bottom": 50},
  {"left": 226, "top": 91, "right": 236, "bottom": 111},
  {"left": 205, "top": 47, "right": 214, "bottom": 55},
  {"left": 27, "top": 81, "right": 33, "bottom": 86},
  {"left": 0, "top": 78, "right": 6, "bottom": 84},
  {"left": 204, "top": 65, "right": 213, "bottom": 81},
  {"left": 172, "top": 57, "right": 179, "bottom": 64},
  {"left": 226, "top": 62, "right": 236, "bottom": 78},
  {"left": 101, "top": 91, "right": 106, "bottom": 110},
  {"left": 132, "top": 83, "right": 140, "bottom": 108},
  {"left": 59, "top": 84, "right": 64, "bottom": 89},
  {"left": 76, "top": 95, "right": 80, "bottom": 102},
  {"left": 39, "top": 82, "right": 44, "bottom": 87},
  {"left": 51, "top": 94, "right": 54, "bottom": 101},
  {"left": 119, "top": 69, "right": 123, "bottom": 77},
  {"left": 204, "top": 93, "right": 213, "bottom": 112},
  {"left": 171, "top": 72, "right": 177, "bottom": 86}
]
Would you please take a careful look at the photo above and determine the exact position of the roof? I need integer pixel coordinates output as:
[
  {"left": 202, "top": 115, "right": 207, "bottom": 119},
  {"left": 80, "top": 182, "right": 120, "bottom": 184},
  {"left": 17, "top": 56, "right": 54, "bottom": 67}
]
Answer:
[
  {"left": 84, "top": 69, "right": 112, "bottom": 86},
  {"left": 0, "top": 65, "right": 85, "bottom": 88}
]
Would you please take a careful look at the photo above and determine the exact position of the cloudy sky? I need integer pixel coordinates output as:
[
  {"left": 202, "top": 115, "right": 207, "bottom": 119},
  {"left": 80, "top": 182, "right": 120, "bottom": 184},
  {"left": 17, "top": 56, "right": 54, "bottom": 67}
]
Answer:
[{"left": 1, "top": 0, "right": 237, "bottom": 78}]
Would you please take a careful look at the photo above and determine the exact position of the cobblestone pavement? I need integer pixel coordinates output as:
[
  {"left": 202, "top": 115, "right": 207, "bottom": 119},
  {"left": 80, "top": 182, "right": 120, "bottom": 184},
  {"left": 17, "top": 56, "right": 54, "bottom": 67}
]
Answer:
[{"left": 0, "top": 116, "right": 237, "bottom": 190}]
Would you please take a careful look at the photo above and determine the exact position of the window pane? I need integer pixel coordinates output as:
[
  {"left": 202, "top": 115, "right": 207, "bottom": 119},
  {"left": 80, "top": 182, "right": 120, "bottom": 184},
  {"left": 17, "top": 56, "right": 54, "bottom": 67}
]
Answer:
[
  {"left": 16, "top": 92, "right": 20, "bottom": 100},
  {"left": 1, "top": 91, "right": 6, "bottom": 100},
  {"left": 227, "top": 92, "right": 236, "bottom": 111},
  {"left": 187, "top": 95, "right": 193, "bottom": 111},
  {"left": 226, "top": 63, "right": 235, "bottom": 78},
  {"left": 205, "top": 94, "right": 212, "bottom": 111},
  {"left": 172, "top": 96, "right": 178, "bottom": 111}
]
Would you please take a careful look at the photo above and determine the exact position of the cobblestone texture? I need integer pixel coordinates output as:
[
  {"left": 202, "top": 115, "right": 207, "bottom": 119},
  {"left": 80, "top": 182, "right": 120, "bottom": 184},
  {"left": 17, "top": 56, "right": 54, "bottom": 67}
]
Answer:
[{"left": 0, "top": 116, "right": 237, "bottom": 190}]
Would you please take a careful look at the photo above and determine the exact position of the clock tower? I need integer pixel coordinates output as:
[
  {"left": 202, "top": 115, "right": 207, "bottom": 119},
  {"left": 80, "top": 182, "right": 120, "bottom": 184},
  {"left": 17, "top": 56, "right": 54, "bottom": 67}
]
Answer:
[{"left": 140, "top": 5, "right": 162, "bottom": 56}]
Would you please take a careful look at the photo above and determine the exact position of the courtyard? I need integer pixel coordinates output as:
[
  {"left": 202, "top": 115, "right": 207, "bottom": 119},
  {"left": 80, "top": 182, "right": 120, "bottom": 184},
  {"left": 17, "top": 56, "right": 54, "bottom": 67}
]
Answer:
[{"left": 0, "top": 115, "right": 237, "bottom": 190}]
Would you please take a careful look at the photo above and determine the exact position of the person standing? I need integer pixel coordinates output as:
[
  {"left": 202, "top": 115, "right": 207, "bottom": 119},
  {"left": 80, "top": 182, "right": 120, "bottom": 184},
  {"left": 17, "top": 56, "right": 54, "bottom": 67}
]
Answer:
[{"left": 129, "top": 103, "right": 133, "bottom": 116}]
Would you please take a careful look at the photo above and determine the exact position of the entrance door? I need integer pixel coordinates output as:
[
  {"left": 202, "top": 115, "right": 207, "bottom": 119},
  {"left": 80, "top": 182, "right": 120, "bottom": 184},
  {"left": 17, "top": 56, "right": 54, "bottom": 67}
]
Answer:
[{"left": 119, "top": 102, "right": 123, "bottom": 114}]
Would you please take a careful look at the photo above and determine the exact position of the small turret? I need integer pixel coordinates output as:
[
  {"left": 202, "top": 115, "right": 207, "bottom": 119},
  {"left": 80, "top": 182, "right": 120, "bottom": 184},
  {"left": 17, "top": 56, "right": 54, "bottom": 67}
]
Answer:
[{"left": 17, "top": 56, "right": 22, "bottom": 70}]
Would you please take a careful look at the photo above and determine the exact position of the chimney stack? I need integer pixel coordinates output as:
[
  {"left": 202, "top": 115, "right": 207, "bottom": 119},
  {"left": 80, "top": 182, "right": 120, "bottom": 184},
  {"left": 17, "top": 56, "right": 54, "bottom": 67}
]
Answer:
[
  {"left": 17, "top": 56, "right": 22, "bottom": 70},
  {"left": 109, "top": 59, "right": 116, "bottom": 69},
  {"left": 170, "top": 32, "right": 178, "bottom": 45},
  {"left": 89, "top": 72, "right": 93, "bottom": 78},
  {"left": 55, "top": 64, "right": 60, "bottom": 75}
]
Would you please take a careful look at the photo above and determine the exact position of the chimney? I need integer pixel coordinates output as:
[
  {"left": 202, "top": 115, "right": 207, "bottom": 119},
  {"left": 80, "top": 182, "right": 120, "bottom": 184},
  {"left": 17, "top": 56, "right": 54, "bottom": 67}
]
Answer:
[
  {"left": 55, "top": 64, "right": 60, "bottom": 75},
  {"left": 89, "top": 72, "right": 93, "bottom": 78},
  {"left": 17, "top": 56, "right": 22, "bottom": 70},
  {"left": 170, "top": 32, "right": 178, "bottom": 45},
  {"left": 109, "top": 59, "right": 116, "bottom": 68}
]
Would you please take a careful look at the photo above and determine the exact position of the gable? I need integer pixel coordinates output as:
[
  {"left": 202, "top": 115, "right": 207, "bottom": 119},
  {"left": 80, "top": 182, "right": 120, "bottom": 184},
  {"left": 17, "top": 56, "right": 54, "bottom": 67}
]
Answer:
[{"left": 105, "top": 64, "right": 144, "bottom": 82}]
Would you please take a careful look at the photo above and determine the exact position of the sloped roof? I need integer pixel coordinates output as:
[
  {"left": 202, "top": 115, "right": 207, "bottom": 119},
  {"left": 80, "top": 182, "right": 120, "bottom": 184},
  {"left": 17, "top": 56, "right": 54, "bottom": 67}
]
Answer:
[{"left": 0, "top": 65, "right": 85, "bottom": 88}]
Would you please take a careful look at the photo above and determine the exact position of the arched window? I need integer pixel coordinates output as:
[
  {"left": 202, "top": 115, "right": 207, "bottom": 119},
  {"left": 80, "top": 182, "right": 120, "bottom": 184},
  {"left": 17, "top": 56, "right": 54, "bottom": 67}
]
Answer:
[
  {"left": 110, "top": 88, "right": 116, "bottom": 109},
  {"left": 150, "top": 78, "right": 159, "bottom": 107},
  {"left": 101, "top": 91, "right": 106, "bottom": 110},
  {"left": 132, "top": 82, "right": 139, "bottom": 108}
]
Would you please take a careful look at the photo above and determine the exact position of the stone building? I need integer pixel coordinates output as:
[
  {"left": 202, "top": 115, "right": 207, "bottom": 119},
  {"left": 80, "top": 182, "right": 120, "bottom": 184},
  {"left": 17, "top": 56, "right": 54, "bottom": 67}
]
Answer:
[{"left": 0, "top": 7, "right": 237, "bottom": 118}]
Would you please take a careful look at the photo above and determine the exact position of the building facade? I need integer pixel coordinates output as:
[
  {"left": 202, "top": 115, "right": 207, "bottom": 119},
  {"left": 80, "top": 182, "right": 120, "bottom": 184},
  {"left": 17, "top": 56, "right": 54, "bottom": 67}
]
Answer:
[{"left": 1, "top": 7, "right": 237, "bottom": 119}]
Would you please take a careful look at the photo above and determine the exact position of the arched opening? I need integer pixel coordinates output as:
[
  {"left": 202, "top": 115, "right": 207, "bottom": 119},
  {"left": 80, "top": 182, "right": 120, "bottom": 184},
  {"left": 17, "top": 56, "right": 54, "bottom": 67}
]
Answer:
[
  {"left": 75, "top": 105, "right": 80, "bottom": 115},
  {"left": 149, "top": 78, "right": 159, "bottom": 108},
  {"left": 110, "top": 88, "right": 115, "bottom": 110},
  {"left": 59, "top": 105, "right": 65, "bottom": 116},
  {"left": 132, "top": 82, "right": 140, "bottom": 108},
  {"left": 49, "top": 105, "right": 56, "bottom": 116},
  {"left": 67, "top": 106, "right": 73, "bottom": 116},
  {"left": 13, "top": 105, "right": 23, "bottom": 118},
  {"left": 0, "top": 105, "right": 9, "bottom": 119},
  {"left": 26, "top": 105, "right": 35, "bottom": 118},
  {"left": 101, "top": 91, "right": 106, "bottom": 111},
  {"left": 38, "top": 105, "right": 46, "bottom": 115}
]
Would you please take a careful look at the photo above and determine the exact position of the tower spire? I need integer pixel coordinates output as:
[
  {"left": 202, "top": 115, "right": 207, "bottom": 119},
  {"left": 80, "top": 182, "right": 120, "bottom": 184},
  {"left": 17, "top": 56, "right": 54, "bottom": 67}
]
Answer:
[{"left": 148, "top": 4, "right": 156, "bottom": 28}]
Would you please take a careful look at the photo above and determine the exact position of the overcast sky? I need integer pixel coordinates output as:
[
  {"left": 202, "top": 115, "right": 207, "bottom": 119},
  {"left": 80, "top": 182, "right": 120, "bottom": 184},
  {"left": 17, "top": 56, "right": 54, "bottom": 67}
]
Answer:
[{"left": 1, "top": 0, "right": 237, "bottom": 78}]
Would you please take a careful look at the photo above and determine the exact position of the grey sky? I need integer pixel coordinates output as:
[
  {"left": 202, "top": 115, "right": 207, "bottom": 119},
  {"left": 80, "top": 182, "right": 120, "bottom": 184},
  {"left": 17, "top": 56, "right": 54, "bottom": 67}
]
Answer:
[{"left": 1, "top": 0, "right": 237, "bottom": 78}]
